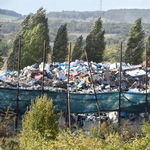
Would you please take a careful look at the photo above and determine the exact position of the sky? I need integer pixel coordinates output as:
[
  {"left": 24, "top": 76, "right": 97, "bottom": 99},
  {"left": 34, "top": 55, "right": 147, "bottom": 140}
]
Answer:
[{"left": 1, "top": 0, "right": 150, "bottom": 15}]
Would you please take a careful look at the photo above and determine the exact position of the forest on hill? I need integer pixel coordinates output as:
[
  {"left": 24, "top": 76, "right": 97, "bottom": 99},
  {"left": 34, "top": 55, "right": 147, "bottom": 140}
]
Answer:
[
  {"left": 2, "top": 8, "right": 150, "bottom": 24},
  {"left": 47, "top": 9, "right": 150, "bottom": 24}
]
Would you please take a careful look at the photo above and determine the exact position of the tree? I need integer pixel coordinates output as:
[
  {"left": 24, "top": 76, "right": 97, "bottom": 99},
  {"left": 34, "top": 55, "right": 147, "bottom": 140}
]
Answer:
[
  {"left": 7, "top": 15, "right": 31, "bottom": 70},
  {"left": 51, "top": 24, "right": 68, "bottom": 62},
  {"left": 21, "top": 7, "right": 50, "bottom": 69},
  {"left": 85, "top": 17, "right": 106, "bottom": 63},
  {"left": 0, "top": 41, "right": 8, "bottom": 57},
  {"left": 20, "top": 95, "right": 59, "bottom": 149},
  {"left": 0, "top": 24, "right": 4, "bottom": 69},
  {"left": 21, "top": 8, "right": 50, "bottom": 68},
  {"left": 7, "top": 7, "right": 51, "bottom": 70},
  {"left": 125, "top": 18, "right": 145, "bottom": 65},
  {"left": 72, "top": 35, "right": 83, "bottom": 61},
  {"left": 103, "top": 44, "right": 125, "bottom": 62}
]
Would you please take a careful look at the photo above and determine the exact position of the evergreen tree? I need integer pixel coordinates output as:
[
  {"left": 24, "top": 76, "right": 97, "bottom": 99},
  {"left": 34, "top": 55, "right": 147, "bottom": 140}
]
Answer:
[
  {"left": 85, "top": 17, "right": 105, "bottom": 63},
  {"left": 51, "top": 24, "right": 68, "bottom": 62},
  {"left": 0, "top": 25, "right": 4, "bottom": 69},
  {"left": 72, "top": 35, "right": 83, "bottom": 61},
  {"left": 22, "top": 7, "right": 50, "bottom": 68},
  {"left": 7, "top": 7, "right": 51, "bottom": 70},
  {"left": 125, "top": 18, "right": 145, "bottom": 65},
  {"left": 7, "top": 15, "right": 30, "bottom": 70}
]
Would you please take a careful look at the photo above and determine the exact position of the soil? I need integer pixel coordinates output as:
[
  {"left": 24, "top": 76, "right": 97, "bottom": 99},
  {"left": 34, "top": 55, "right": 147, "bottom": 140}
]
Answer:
[{"left": 1, "top": 57, "right": 8, "bottom": 71}]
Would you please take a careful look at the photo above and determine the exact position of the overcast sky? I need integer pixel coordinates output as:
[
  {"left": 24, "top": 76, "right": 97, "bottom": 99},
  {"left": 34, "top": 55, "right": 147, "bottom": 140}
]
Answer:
[{"left": 1, "top": 0, "right": 150, "bottom": 15}]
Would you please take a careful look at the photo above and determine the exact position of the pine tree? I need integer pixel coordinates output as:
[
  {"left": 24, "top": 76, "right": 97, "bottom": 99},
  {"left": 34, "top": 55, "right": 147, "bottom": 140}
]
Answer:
[
  {"left": 51, "top": 24, "right": 68, "bottom": 63},
  {"left": 0, "top": 24, "right": 4, "bottom": 69},
  {"left": 85, "top": 17, "right": 106, "bottom": 63},
  {"left": 72, "top": 35, "right": 83, "bottom": 61},
  {"left": 125, "top": 18, "right": 145, "bottom": 65}
]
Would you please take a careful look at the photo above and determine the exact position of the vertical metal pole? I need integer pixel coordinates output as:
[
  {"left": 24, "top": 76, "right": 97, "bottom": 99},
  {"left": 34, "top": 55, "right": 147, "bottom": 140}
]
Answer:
[
  {"left": 118, "top": 42, "right": 122, "bottom": 125},
  {"left": 41, "top": 40, "right": 46, "bottom": 96},
  {"left": 65, "top": 94, "right": 68, "bottom": 127},
  {"left": 67, "top": 43, "right": 71, "bottom": 130},
  {"left": 15, "top": 39, "right": 21, "bottom": 129},
  {"left": 85, "top": 50, "right": 101, "bottom": 121},
  {"left": 145, "top": 42, "right": 148, "bottom": 119}
]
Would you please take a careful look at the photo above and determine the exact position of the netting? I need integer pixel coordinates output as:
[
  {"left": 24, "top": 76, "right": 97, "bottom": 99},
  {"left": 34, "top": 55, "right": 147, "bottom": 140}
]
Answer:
[{"left": 0, "top": 87, "right": 150, "bottom": 114}]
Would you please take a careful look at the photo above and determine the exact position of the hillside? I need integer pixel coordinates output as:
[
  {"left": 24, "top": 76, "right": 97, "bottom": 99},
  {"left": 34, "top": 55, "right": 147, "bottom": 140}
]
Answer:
[
  {"left": 0, "top": 9, "right": 22, "bottom": 17},
  {"left": 0, "top": 14, "right": 18, "bottom": 22},
  {"left": 1, "top": 9, "right": 150, "bottom": 24},
  {"left": 1, "top": 8, "right": 150, "bottom": 44},
  {"left": 47, "top": 9, "right": 150, "bottom": 24}
]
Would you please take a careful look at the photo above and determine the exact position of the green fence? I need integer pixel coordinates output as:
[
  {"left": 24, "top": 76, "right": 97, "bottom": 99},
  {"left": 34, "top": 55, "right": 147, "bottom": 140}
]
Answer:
[{"left": 0, "top": 88, "right": 149, "bottom": 114}]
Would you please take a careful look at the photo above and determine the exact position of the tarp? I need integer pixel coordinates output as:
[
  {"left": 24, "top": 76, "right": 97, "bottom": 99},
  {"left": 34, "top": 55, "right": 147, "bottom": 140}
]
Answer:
[{"left": 0, "top": 87, "right": 150, "bottom": 114}]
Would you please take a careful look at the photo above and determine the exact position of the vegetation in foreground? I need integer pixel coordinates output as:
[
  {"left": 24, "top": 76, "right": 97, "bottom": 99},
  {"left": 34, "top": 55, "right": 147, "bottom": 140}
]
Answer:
[{"left": 1, "top": 95, "right": 150, "bottom": 149}]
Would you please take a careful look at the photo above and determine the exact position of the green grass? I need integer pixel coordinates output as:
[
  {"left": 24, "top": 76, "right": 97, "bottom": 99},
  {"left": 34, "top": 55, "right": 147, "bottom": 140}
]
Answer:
[
  {"left": 0, "top": 14, "right": 17, "bottom": 19},
  {"left": 0, "top": 14, "right": 18, "bottom": 22}
]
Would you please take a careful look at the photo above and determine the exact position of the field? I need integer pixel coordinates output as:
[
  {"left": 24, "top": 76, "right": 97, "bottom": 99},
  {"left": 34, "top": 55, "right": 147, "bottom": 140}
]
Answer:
[
  {"left": 69, "top": 32, "right": 116, "bottom": 39},
  {"left": 0, "top": 14, "right": 17, "bottom": 22}
]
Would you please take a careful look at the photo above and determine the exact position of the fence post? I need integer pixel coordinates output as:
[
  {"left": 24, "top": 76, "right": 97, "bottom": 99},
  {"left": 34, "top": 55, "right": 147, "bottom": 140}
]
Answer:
[
  {"left": 67, "top": 43, "right": 71, "bottom": 130},
  {"left": 15, "top": 39, "right": 21, "bottom": 129},
  {"left": 118, "top": 42, "right": 122, "bottom": 125},
  {"left": 84, "top": 50, "right": 101, "bottom": 122},
  {"left": 41, "top": 40, "right": 46, "bottom": 96},
  {"left": 145, "top": 42, "right": 148, "bottom": 119}
]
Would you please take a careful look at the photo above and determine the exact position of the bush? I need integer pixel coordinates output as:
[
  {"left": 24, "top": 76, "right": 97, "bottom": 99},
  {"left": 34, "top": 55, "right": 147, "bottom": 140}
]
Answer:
[
  {"left": 19, "top": 95, "right": 150, "bottom": 150},
  {"left": 0, "top": 105, "right": 15, "bottom": 137},
  {"left": 19, "top": 94, "right": 59, "bottom": 149}
]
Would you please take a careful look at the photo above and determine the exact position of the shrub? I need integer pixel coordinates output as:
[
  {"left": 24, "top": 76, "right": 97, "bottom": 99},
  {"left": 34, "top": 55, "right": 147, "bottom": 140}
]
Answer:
[
  {"left": 19, "top": 94, "right": 59, "bottom": 149},
  {"left": 0, "top": 105, "right": 15, "bottom": 138}
]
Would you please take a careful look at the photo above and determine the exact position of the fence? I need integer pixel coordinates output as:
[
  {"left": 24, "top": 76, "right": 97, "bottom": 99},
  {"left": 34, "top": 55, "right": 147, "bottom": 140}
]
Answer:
[{"left": 0, "top": 87, "right": 149, "bottom": 114}]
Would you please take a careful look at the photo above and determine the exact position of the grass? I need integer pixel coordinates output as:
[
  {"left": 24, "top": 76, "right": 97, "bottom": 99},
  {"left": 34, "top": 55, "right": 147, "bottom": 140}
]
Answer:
[
  {"left": 0, "top": 14, "right": 18, "bottom": 22},
  {"left": 0, "top": 14, "right": 17, "bottom": 19}
]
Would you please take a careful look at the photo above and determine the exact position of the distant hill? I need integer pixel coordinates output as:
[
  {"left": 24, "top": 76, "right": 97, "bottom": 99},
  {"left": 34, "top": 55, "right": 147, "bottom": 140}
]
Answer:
[
  {"left": 47, "top": 9, "right": 150, "bottom": 24},
  {"left": 1, "top": 8, "right": 150, "bottom": 43},
  {"left": 1, "top": 8, "right": 150, "bottom": 24},
  {"left": 0, "top": 9, "right": 22, "bottom": 17},
  {"left": 104, "top": 9, "right": 150, "bottom": 24},
  {"left": 47, "top": 11, "right": 104, "bottom": 20}
]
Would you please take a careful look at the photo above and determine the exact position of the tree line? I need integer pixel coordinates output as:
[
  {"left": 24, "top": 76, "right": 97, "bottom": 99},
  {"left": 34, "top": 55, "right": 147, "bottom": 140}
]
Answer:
[
  {"left": 1, "top": 7, "right": 105, "bottom": 70},
  {"left": 47, "top": 9, "right": 150, "bottom": 24},
  {"left": 2, "top": 8, "right": 150, "bottom": 24},
  {"left": 1, "top": 7, "right": 150, "bottom": 70},
  {"left": 2, "top": 18, "right": 150, "bottom": 36}
]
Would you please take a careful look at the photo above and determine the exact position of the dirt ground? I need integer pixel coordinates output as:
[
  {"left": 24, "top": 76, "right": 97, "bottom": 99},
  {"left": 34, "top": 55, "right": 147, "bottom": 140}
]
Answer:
[{"left": 1, "top": 57, "right": 8, "bottom": 71}]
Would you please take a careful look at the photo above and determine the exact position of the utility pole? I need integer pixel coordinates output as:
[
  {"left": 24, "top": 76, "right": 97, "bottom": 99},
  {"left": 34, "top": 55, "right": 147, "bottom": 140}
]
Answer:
[{"left": 100, "top": 0, "right": 102, "bottom": 12}]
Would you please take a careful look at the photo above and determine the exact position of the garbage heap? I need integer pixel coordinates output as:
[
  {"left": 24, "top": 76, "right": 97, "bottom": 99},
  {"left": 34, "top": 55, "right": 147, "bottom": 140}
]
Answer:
[{"left": 0, "top": 60, "right": 149, "bottom": 93}]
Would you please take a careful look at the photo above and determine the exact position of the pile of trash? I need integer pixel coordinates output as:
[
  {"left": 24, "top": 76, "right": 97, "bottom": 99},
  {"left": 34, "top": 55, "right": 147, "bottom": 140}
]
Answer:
[{"left": 0, "top": 60, "right": 149, "bottom": 93}]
